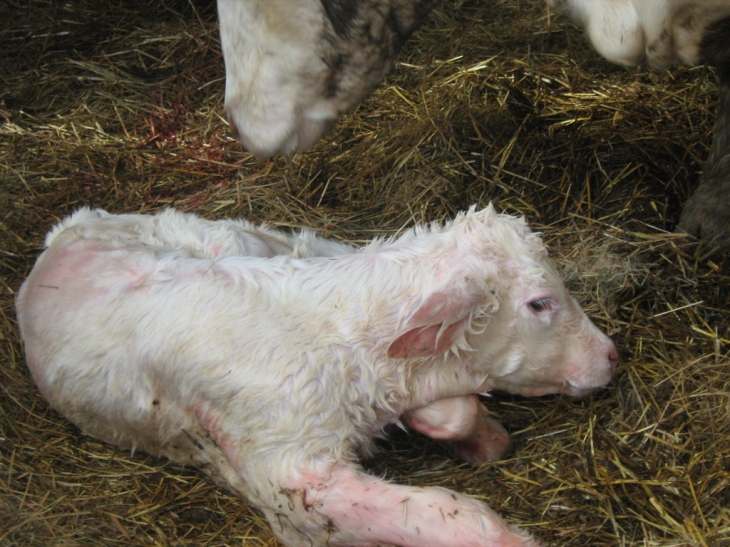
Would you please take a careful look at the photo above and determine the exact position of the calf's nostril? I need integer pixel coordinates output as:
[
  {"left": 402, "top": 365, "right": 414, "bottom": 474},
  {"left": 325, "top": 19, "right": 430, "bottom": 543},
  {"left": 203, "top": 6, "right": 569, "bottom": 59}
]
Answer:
[{"left": 608, "top": 351, "right": 619, "bottom": 372}]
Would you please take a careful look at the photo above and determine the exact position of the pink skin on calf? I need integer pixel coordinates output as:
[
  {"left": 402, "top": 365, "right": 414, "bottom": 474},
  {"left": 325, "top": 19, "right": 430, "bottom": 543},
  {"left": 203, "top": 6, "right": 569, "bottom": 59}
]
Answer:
[{"left": 285, "top": 461, "right": 542, "bottom": 547}]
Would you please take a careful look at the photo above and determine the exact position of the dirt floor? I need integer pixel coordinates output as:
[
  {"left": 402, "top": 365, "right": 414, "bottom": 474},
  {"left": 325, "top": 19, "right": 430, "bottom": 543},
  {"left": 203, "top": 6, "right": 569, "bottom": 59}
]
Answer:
[{"left": 1, "top": 0, "right": 729, "bottom": 546}]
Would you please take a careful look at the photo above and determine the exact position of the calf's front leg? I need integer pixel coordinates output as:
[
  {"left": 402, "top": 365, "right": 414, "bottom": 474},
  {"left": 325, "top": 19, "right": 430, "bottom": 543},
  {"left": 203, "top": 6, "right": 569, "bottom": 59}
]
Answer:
[
  {"left": 270, "top": 458, "right": 541, "bottom": 547},
  {"left": 195, "top": 403, "right": 537, "bottom": 547},
  {"left": 403, "top": 395, "right": 512, "bottom": 464}
]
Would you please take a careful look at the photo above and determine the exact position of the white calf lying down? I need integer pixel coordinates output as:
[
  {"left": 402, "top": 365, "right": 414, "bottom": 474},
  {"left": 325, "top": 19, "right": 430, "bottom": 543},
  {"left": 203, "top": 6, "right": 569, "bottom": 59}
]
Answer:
[{"left": 17, "top": 206, "right": 618, "bottom": 547}]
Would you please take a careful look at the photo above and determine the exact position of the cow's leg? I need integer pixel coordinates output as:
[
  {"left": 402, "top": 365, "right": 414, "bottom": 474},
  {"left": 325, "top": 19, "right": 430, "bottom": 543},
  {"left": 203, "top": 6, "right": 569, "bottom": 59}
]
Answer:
[
  {"left": 403, "top": 395, "right": 512, "bottom": 464},
  {"left": 678, "top": 16, "right": 730, "bottom": 246}
]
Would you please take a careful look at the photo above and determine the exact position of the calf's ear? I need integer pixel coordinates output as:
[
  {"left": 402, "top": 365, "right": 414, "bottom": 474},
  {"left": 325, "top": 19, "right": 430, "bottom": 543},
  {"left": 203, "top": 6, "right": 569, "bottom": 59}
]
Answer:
[{"left": 387, "top": 282, "right": 494, "bottom": 359}]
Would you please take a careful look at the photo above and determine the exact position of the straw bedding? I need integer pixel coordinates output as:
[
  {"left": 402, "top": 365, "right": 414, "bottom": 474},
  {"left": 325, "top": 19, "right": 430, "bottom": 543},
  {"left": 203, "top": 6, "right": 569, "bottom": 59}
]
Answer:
[{"left": 1, "top": 0, "right": 728, "bottom": 545}]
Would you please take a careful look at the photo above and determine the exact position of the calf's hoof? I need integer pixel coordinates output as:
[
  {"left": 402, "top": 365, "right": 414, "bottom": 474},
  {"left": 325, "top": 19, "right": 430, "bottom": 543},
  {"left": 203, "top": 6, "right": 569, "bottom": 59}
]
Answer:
[{"left": 452, "top": 414, "right": 512, "bottom": 465}]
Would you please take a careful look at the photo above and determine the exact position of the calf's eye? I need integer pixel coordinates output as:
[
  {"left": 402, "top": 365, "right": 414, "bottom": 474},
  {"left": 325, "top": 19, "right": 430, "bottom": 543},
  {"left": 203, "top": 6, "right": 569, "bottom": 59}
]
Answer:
[{"left": 529, "top": 298, "right": 551, "bottom": 312}]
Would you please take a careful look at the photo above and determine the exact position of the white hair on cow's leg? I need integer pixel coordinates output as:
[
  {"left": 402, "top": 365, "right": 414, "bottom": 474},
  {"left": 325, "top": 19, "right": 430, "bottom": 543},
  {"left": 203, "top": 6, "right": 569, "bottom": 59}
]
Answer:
[
  {"left": 217, "top": 0, "right": 434, "bottom": 158},
  {"left": 217, "top": 0, "right": 730, "bottom": 157},
  {"left": 215, "top": 0, "right": 730, "bottom": 244},
  {"left": 547, "top": 0, "right": 730, "bottom": 68}
]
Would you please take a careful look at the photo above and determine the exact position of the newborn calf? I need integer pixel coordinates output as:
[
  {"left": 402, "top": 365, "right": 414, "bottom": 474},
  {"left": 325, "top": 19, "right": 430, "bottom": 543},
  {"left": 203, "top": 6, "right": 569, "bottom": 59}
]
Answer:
[{"left": 17, "top": 206, "right": 618, "bottom": 547}]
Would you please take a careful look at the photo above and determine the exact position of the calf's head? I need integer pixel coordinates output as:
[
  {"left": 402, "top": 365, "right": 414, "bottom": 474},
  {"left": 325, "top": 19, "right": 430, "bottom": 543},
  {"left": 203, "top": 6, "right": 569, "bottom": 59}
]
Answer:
[{"left": 382, "top": 206, "right": 617, "bottom": 401}]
